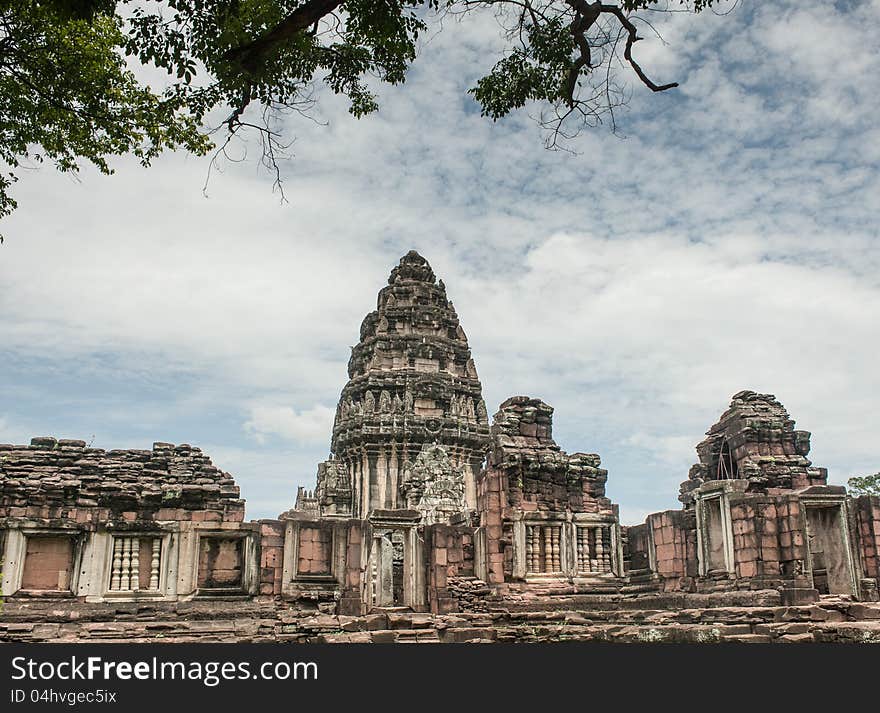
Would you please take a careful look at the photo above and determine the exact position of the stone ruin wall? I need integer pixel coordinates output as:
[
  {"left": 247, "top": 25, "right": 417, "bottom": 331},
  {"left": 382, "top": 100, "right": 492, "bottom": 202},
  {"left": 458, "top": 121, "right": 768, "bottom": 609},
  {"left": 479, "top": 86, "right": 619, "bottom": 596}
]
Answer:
[
  {"left": 425, "top": 523, "right": 485, "bottom": 614},
  {"left": 630, "top": 510, "right": 698, "bottom": 592},
  {"left": 725, "top": 494, "right": 811, "bottom": 591},
  {"left": 3, "top": 394, "right": 878, "bottom": 621}
]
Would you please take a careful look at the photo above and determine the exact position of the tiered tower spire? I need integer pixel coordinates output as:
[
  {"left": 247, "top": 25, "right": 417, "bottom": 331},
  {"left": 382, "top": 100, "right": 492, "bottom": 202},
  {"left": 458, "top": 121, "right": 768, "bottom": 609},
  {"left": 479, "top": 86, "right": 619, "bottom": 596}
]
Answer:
[{"left": 326, "top": 250, "right": 490, "bottom": 519}]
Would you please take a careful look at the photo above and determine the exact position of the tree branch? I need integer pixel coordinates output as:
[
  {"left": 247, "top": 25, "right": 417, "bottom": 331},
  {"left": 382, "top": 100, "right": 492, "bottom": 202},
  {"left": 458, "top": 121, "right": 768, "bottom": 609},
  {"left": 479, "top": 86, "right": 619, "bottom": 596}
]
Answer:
[
  {"left": 563, "top": 0, "right": 603, "bottom": 106},
  {"left": 601, "top": 3, "right": 678, "bottom": 91},
  {"left": 223, "top": 0, "right": 345, "bottom": 73}
]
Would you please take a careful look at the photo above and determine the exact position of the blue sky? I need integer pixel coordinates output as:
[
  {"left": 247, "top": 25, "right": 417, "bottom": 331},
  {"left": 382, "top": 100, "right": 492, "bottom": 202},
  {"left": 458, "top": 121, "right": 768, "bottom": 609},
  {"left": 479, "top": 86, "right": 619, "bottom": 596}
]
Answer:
[{"left": 1, "top": 0, "right": 878, "bottom": 523}]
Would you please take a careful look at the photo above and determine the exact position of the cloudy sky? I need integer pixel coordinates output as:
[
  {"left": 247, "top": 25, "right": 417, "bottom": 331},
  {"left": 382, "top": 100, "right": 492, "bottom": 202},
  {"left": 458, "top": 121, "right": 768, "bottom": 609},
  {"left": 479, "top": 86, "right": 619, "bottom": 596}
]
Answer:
[{"left": 1, "top": 0, "right": 878, "bottom": 524}]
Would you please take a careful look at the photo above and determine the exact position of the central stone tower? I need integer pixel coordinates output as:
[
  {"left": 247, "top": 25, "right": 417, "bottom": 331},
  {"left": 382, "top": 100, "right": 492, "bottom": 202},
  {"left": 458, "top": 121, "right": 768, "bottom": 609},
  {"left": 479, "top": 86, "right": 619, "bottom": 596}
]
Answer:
[{"left": 314, "top": 251, "right": 490, "bottom": 522}]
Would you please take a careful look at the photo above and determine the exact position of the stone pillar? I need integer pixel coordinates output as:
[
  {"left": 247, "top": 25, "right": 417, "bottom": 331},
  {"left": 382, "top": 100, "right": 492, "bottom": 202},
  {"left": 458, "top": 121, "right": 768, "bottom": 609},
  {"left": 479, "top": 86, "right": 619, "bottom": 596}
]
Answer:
[
  {"left": 258, "top": 520, "right": 285, "bottom": 596},
  {"left": 427, "top": 524, "right": 456, "bottom": 614},
  {"left": 854, "top": 495, "right": 880, "bottom": 590},
  {"left": 478, "top": 466, "right": 506, "bottom": 585},
  {"left": 339, "top": 522, "right": 365, "bottom": 615}
]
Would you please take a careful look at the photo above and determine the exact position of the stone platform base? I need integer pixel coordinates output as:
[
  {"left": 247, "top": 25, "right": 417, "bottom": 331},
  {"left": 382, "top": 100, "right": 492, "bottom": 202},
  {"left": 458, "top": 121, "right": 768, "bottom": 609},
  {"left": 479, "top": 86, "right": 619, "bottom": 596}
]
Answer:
[{"left": 2, "top": 596, "right": 880, "bottom": 643}]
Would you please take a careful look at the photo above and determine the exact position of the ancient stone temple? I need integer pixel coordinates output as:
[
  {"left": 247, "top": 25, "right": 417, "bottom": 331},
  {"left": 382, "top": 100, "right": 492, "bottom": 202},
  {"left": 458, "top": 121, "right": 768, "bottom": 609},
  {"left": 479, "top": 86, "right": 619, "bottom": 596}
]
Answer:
[
  {"left": 2, "top": 254, "right": 880, "bottom": 643},
  {"left": 319, "top": 250, "right": 490, "bottom": 521},
  {"left": 626, "top": 391, "right": 872, "bottom": 603}
]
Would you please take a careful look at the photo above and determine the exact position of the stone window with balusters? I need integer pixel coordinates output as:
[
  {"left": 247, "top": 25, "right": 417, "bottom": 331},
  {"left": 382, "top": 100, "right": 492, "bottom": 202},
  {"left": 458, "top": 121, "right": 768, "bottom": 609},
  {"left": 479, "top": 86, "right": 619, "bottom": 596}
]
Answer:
[
  {"left": 525, "top": 524, "right": 563, "bottom": 574},
  {"left": 575, "top": 525, "right": 613, "bottom": 574},
  {"left": 519, "top": 520, "right": 618, "bottom": 578},
  {"left": 108, "top": 535, "right": 162, "bottom": 593}
]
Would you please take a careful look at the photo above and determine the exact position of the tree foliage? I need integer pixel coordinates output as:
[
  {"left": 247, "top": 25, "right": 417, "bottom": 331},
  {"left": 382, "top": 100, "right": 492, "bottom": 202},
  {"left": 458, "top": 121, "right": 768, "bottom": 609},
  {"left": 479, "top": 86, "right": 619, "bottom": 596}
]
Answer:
[
  {"left": 848, "top": 473, "right": 880, "bottom": 497},
  {"left": 0, "top": 1, "right": 212, "bottom": 232},
  {"left": 0, "top": 0, "right": 723, "bottom": 232}
]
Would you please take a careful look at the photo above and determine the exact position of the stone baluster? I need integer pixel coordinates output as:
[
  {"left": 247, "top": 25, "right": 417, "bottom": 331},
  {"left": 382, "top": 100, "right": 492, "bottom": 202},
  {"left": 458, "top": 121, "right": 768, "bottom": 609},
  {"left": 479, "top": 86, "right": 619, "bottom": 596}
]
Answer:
[
  {"left": 150, "top": 538, "right": 161, "bottom": 590},
  {"left": 525, "top": 527, "right": 531, "bottom": 572},
  {"left": 576, "top": 528, "right": 586, "bottom": 572},
  {"left": 130, "top": 537, "right": 140, "bottom": 590},
  {"left": 551, "top": 527, "right": 561, "bottom": 572},
  {"left": 121, "top": 538, "right": 132, "bottom": 591},
  {"left": 589, "top": 528, "right": 598, "bottom": 573},
  {"left": 525, "top": 527, "right": 534, "bottom": 573},
  {"left": 533, "top": 527, "right": 542, "bottom": 572},
  {"left": 602, "top": 527, "right": 612, "bottom": 573},
  {"left": 111, "top": 537, "right": 123, "bottom": 591},
  {"left": 595, "top": 528, "right": 606, "bottom": 574},
  {"left": 543, "top": 527, "right": 552, "bottom": 573},
  {"left": 526, "top": 526, "right": 533, "bottom": 572}
]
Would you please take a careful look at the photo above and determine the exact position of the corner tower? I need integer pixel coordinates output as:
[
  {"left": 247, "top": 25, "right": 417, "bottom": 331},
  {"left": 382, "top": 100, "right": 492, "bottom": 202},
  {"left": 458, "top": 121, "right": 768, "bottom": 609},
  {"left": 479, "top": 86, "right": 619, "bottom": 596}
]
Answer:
[{"left": 323, "top": 251, "right": 490, "bottom": 520}]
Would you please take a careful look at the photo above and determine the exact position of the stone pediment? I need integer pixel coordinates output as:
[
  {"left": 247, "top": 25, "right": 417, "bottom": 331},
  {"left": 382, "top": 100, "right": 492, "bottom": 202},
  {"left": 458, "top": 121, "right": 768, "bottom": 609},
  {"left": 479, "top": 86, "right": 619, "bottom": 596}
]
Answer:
[{"left": 400, "top": 443, "right": 467, "bottom": 525}]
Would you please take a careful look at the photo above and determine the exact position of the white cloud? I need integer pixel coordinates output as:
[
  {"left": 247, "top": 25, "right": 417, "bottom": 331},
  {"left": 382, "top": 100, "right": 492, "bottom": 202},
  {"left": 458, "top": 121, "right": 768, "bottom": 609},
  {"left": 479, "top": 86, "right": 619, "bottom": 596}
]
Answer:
[
  {"left": 623, "top": 433, "right": 696, "bottom": 468},
  {"left": 244, "top": 404, "right": 335, "bottom": 446}
]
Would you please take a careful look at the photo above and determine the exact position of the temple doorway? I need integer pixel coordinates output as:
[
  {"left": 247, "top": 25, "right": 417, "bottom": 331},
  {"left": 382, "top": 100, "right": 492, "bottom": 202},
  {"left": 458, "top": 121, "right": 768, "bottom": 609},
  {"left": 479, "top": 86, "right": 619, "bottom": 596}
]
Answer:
[
  {"left": 370, "top": 530, "right": 407, "bottom": 608},
  {"left": 703, "top": 498, "right": 727, "bottom": 573},
  {"left": 805, "top": 505, "right": 854, "bottom": 596}
]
